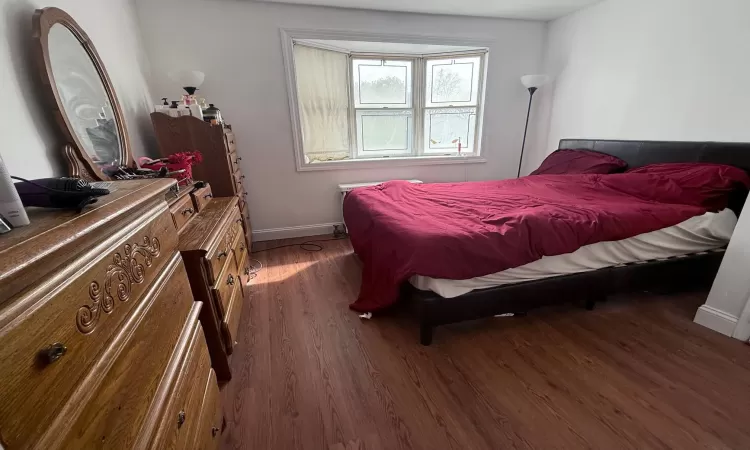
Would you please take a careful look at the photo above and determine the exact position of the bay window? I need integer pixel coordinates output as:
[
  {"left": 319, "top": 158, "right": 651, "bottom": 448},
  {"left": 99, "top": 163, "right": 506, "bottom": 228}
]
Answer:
[{"left": 286, "top": 36, "right": 488, "bottom": 170}]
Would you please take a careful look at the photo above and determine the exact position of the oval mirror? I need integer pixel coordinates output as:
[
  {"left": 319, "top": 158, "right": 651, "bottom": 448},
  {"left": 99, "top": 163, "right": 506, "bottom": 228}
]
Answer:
[{"left": 33, "top": 7, "right": 133, "bottom": 180}]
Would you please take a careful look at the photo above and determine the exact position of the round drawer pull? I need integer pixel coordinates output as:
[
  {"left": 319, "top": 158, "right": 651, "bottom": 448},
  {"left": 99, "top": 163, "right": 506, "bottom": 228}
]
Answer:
[
  {"left": 244, "top": 267, "right": 251, "bottom": 276},
  {"left": 235, "top": 218, "right": 242, "bottom": 224},
  {"left": 177, "top": 410, "right": 186, "bottom": 428},
  {"left": 39, "top": 342, "right": 67, "bottom": 365},
  {"left": 240, "top": 245, "right": 245, "bottom": 251},
  {"left": 203, "top": 193, "right": 213, "bottom": 200},
  {"left": 227, "top": 274, "right": 235, "bottom": 286},
  {"left": 216, "top": 251, "right": 227, "bottom": 260},
  {"left": 181, "top": 207, "right": 194, "bottom": 216},
  {"left": 212, "top": 426, "right": 220, "bottom": 437},
  {"left": 240, "top": 175, "right": 246, "bottom": 180}
]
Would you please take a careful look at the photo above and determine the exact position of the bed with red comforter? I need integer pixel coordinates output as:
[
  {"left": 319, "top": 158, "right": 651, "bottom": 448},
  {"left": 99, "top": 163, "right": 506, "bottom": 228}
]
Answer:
[{"left": 343, "top": 164, "right": 750, "bottom": 313}]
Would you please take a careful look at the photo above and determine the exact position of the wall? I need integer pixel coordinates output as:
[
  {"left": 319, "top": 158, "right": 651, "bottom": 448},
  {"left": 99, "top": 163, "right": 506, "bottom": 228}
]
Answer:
[
  {"left": 0, "top": 0, "right": 155, "bottom": 179},
  {"left": 135, "top": 0, "right": 546, "bottom": 237},
  {"left": 533, "top": 0, "right": 750, "bottom": 339},
  {"left": 526, "top": 0, "right": 750, "bottom": 172}
]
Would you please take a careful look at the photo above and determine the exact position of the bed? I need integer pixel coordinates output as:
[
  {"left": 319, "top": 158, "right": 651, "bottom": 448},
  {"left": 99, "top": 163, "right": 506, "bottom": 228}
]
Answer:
[{"left": 344, "top": 139, "right": 750, "bottom": 345}]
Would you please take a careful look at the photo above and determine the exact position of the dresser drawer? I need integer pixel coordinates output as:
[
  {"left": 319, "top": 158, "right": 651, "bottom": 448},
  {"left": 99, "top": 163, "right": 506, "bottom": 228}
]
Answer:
[
  {"left": 228, "top": 151, "right": 242, "bottom": 175},
  {"left": 205, "top": 208, "right": 242, "bottom": 285},
  {"left": 0, "top": 208, "right": 177, "bottom": 449},
  {"left": 52, "top": 254, "right": 196, "bottom": 449},
  {"left": 225, "top": 132, "right": 236, "bottom": 152},
  {"left": 196, "top": 370, "right": 222, "bottom": 450},
  {"left": 171, "top": 194, "right": 197, "bottom": 232},
  {"left": 222, "top": 280, "right": 244, "bottom": 355},
  {"left": 191, "top": 184, "right": 213, "bottom": 212},
  {"left": 231, "top": 232, "right": 248, "bottom": 272},
  {"left": 212, "top": 251, "right": 239, "bottom": 318},
  {"left": 150, "top": 319, "right": 213, "bottom": 450},
  {"left": 238, "top": 249, "right": 253, "bottom": 288}
]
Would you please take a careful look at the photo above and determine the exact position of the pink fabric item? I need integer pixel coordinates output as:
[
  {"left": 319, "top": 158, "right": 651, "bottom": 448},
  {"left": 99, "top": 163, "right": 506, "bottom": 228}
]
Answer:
[
  {"left": 344, "top": 167, "right": 749, "bottom": 312},
  {"left": 530, "top": 149, "right": 627, "bottom": 175}
]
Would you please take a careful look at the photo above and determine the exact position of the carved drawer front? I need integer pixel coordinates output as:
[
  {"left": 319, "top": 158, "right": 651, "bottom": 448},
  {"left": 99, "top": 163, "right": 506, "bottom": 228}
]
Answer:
[
  {"left": 231, "top": 232, "right": 248, "bottom": 273},
  {"left": 205, "top": 208, "right": 242, "bottom": 285},
  {"left": 190, "top": 184, "right": 213, "bottom": 213},
  {"left": 234, "top": 174, "right": 244, "bottom": 195},
  {"left": 196, "top": 369, "right": 222, "bottom": 450},
  {"left": 58, "top": 254, "right": 196, "bottom": 450},
  {"left": 150, "top": 320, "right": 213, "bottom": 450},
  {"left": 211, "top": 250, "right": 239, "bottom": 319},
  {"left": 228, "top": 150, "right": 242, "bottom": 175},
  {"left": 171, "top": 194, "right": 197, "bottom": 232},
  {"left": 222, "top": 280, "right": 244, "bottom": 355},
  {"left": 0, "top": 209, "right": 177, "bottom": 450},
  {"left": 238, "top": 250, "right": 253, "bottom": 292}
]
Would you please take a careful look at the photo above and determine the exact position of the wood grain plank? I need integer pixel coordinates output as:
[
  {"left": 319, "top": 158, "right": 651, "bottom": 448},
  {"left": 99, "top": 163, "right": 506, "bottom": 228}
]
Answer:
[{"left": 221, "top": 237, "right": 750, "bottom": 450}]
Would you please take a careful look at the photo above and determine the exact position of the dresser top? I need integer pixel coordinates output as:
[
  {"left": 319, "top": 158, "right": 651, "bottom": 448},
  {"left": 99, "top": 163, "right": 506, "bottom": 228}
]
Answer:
[{"left": 0, "top": 179, "right": 175, "bottom": 300}]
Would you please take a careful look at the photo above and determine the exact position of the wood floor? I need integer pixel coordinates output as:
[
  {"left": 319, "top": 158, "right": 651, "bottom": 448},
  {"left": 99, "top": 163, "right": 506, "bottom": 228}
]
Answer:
[{"left": 221, "top": 236, "right": 750, "bottom": 450}]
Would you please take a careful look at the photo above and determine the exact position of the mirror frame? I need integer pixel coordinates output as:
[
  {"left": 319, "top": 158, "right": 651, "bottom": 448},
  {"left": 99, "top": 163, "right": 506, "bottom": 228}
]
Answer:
[{"left": 32, "top": 7, "right": 134, "bottom": 181}]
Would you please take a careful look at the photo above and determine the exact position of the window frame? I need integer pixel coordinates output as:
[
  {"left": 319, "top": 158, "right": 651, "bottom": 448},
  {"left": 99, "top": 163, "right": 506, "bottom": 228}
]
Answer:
[{"left": 280, "top": 28, "right": 490, "bottom": 171}]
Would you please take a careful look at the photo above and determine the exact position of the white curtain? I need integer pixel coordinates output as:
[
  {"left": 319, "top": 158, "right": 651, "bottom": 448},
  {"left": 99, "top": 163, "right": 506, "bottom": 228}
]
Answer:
[{"left": 293, "top": 44, "right": 351, "bottom": 161}]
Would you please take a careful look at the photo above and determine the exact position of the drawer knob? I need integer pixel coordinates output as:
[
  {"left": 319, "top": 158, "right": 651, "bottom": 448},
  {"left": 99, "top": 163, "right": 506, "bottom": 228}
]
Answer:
[
  {"left": 227, "top": 274, "right": 235, "bottom": 286},
  {"left": 203, "top": 193, "right": 213, "bottom": 200},
  {"left": 177, "top": 410, "right": 186, "bottom": 428},
  {"left": 212, "top": 427, "right": 219, "bottom": 437},
  {"left": 236, "top": 157, "right": 243, "bottom": 161},
  {"left": 217, "top": 251, "right": 228, "bottom": 260},
  {"left": 240, "top": 175, "right": 246, "bottom": 180},
  {"left": 181, "top": 207, "right": 194, "bottom": 216},
  {"left": 244, "top": 267, "right": 251, "bottom": 276},
  {"left": 39, "top": 342, "right": 67, "bottom": 365},
  {"left": 235, "top": 218, "right": 242, "bottom": 224}
]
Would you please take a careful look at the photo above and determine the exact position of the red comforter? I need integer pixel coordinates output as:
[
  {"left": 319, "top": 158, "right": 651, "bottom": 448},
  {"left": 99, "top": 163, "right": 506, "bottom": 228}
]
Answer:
[{"left": 344, "top": 164, "right": 750, "bottom": 312}]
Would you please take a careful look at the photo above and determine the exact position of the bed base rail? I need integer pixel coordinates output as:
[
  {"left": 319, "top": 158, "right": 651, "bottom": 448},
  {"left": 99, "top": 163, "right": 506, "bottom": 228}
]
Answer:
[{"left": 409, "top": 250, "right": 725, "bottom": 345}]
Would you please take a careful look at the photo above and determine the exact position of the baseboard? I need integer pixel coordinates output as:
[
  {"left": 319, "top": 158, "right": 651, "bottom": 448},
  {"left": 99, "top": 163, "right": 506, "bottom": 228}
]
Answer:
[
  {"left": 693, "top": 304, "right": 738, "bottom": 337},
  {"left": 252, "top": 222, "right": 342, "bottom": 242}
]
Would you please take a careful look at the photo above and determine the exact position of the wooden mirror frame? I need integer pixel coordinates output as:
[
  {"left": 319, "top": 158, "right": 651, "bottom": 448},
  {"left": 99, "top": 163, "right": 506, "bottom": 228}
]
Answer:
[{"left": 32, "top": 7, "right": 134, "bottom": 181}]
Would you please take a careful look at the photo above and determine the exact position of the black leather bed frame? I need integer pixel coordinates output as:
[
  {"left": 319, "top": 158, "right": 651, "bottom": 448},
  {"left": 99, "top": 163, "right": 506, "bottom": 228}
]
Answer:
[{"left": 409, "top": 138, "right": 750, "bottom": 345}]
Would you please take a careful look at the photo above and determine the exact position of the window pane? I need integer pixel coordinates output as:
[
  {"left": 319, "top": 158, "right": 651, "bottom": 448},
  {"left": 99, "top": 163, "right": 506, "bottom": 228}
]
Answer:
[
  {"left": 425, "top": 56, "right": 481, "bottom": 107},
  {"left": 424, "top": 107, "right": 476, "bottom": 154},
  {"left": 356, "top": 110, "right": 412, "bottom": 155},
  {"left": 353, "top": 59, "right": 412, "bottom": 108}
]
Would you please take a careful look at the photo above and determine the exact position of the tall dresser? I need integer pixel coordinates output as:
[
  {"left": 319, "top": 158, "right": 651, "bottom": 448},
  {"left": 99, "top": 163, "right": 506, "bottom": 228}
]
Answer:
[
  {"left": 150, "top": 113, "right": 251, "bottom": 246},
  {"left": 0, "top": 180, "right": 222, "bottom": 450}
]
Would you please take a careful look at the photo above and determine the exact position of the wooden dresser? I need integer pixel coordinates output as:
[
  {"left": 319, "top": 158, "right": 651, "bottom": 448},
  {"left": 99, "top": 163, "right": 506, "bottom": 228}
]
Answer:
[
  {"left": 0, "top": 180, "right": 222, "bottom": 450},
  {"left": 179, "top": 197, "right": 251, "bottom": 382},
  {"left": 150, "top": 113, "right": 251, "bottom": 245}
]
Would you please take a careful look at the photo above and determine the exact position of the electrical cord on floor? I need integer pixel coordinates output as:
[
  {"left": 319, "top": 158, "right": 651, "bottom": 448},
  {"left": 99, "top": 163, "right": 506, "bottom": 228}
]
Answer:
[{"left": 252, "top": 236, "right": 347, "bottom": 254}]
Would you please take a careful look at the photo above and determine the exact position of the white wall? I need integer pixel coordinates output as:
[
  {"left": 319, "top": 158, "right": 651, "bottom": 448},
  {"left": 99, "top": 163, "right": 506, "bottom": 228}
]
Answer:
[
  {"left": 526, "top": 0, "right": 750, "bottom": 172},
  {"left": 534, "top": 0, "right": 750, "bottom": 339},
  {"left": 135, "top": 0, "right": 546, "bottom": 235},
  {"left": 0, "top": 0, "right": 155, "bottom": 179}
]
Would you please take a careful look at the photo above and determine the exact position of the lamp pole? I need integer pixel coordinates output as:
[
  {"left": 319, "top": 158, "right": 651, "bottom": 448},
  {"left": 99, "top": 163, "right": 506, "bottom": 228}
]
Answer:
[{"left": 518, "top": 86, "right": 538, "bottom": 178}]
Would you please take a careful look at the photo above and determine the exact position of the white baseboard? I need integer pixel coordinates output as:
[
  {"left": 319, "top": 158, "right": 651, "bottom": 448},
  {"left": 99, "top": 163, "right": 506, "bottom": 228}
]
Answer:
[
  {"left": 252, "top": 222, "right": 342, "bottom": 242},
  {"left": 693, "top": 304, "right": 738, "bottom": 337}
]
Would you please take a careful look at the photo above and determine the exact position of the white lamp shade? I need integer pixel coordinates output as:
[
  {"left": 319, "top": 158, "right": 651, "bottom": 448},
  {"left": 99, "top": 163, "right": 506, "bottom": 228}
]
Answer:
[
  {"left": 169, "top": 70, "right": 205, "bottom": 88},
  {"left": 521, "top": 74, "right": 550, "bottom": 89}
]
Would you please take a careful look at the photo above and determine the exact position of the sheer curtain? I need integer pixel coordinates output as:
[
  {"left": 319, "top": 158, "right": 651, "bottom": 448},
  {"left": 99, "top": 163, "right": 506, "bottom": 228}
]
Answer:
[{"left": 293, "top": 44, "right": 351, "bottom": 162}]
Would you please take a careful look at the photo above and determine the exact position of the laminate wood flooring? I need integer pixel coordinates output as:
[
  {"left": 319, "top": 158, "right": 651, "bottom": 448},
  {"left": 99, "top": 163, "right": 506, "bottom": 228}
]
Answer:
[{"left": 221, "top": 236, "right": 750, "bottom": 450}]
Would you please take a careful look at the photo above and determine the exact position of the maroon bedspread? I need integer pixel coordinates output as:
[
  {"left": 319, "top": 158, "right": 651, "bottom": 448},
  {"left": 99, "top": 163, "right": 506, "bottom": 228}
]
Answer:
[{"left": 344, "top": 164, "right": 749, "bottom": 312}]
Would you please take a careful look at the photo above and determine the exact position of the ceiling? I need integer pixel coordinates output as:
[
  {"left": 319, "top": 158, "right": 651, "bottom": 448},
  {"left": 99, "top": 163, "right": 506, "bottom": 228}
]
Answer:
[{"left": 252, "top": 0, "right": 602, "bottom": 20}]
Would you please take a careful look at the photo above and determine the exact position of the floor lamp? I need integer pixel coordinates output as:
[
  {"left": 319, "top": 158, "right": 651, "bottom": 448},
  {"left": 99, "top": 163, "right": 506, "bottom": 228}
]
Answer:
[{"left": 518, "top": 74, "right": 550, "bottom": 177}]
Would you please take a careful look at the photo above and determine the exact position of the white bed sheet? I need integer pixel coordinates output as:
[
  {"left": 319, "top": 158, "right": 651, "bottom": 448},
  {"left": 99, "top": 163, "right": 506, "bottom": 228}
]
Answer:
[{"left": 409, "top": 209, "right": 737, "bottom": 298}]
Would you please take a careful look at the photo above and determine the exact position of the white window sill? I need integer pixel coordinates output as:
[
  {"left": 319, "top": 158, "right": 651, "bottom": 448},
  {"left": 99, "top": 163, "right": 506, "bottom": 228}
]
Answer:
[{"left": 297, "top": 155, "right": 486, "bottom": 171}]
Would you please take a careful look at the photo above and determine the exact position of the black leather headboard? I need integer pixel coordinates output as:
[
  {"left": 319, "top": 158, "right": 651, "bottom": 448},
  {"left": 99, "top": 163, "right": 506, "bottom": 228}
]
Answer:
[
  {"left": 558, "top": 138, "right": 750, "bottom": 215},
  {"left": 558, "top": 139, "right": 750, "bottom": 172}
]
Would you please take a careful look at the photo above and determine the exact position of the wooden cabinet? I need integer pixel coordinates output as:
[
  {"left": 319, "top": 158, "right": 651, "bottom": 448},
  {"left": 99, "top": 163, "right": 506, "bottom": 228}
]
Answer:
[
  {"left": 0, "top": 179, "right": 222, "bottom": 449},
  {"left": 179, "top": 197, "right": 247, "bottom": 382},
  {"left": 150, "top": 113, "right": 252, "bottom": 245}
]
